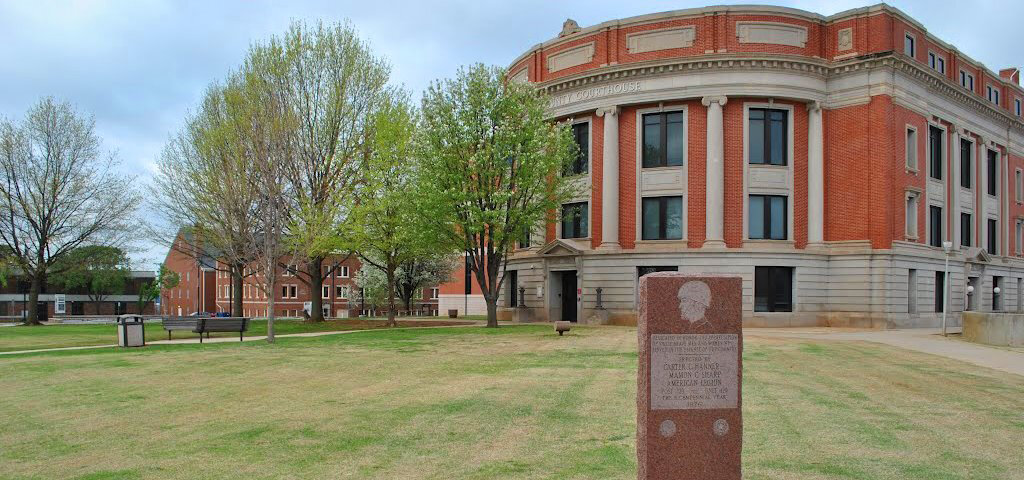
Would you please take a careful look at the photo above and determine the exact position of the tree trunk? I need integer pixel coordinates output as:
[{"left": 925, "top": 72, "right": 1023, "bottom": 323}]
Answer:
[
  {"left": 386, "top": 267, "right": 397, "bottom": 327},
  {"left": 308, "top": 257, "right": 324, "bottom": 322},
  {"left": 232, "top": 263, "right": 243, "bottom": 317},
  {"left": 267, "top": 286, "right": 275, "bottom": 344},
  {"left": 485, "top": 295, "right": 498, "bottom": 328},
  {"left": 24, "top": 273, "right": 42, "bottom": 325}
]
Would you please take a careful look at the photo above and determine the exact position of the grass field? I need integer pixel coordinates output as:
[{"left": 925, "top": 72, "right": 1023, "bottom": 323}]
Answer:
[
  {"left": 1, "top": 326, "right": 1022, "bottom": 479},
  {"left": 0, "top": 318, "right": 478, "bottom": 353}
]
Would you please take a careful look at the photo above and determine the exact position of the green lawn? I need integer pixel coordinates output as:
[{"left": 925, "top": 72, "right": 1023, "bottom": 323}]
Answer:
[
  {"left": 0, "top": 317, "right": 480, "bottom": 353},
  {"left": 1, "top": 326, "right": 1022, "bottom": 479}
]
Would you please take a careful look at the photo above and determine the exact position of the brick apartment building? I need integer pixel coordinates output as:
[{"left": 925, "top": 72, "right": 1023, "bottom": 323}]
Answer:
[
  {"left": 498, "top": 4, "right": 1024, "bottom": 328},
  {"left": 160, "top": 232, "right": 485, "bottom": 318}
]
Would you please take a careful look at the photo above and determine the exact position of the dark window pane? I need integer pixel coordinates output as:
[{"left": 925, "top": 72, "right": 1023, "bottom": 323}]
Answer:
[
  {"left": 561, "top": 202, "right": 588, "bottom": 239},
  {"left": 569, "top": 123, "right": 589, "bottom": 175},
  {"left": 961, "top": 213, "right": 972, "bottom": 247},
  {"left": 988, "top": 150, "right": 998, "bottom": 195},
  {"left": 769, "top": 117, "right": 785, "bottom": 165},
  {"left": 961, "top": 139, "right": 972, "bottom": 189},
  {"left": 755, "top": 266, "right": 793, "bottom": 312},
  {"left": 929, "top": 126, "right": 942, "bottom": 180},
  {"left": 988, "top": 219, "right": 997, "bottom": 253},
  {"left": 749, "top": 115, "right": 765, "bottom": 164},
  {"left": 749, "top": 196, "right": 765, "bottom": 239},
  {"left": 769, "top": 196, "right": 786, "bottom": 239},
  {"left": 929, "top": 205, "right": 942, "bottom": 247},
  {"left": 638, "top": 266, "right": 678, "bottom": 278},
  {"left": 665, "top": 197, "right": 683, "bottom": 239},
  {"left": 641, "top": 198, "right": 659, "bottom": 240},
  {"left": 666, "top": 116, "right": 685, "bottom": 166},
  {"left": 643, "top": 115, "right": 661, "bottom": 168}
]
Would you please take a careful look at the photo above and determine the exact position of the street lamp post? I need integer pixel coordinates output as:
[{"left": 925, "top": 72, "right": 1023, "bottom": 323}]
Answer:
[{"left": 942, "top": 241, "right": 953, "bottom": 337}]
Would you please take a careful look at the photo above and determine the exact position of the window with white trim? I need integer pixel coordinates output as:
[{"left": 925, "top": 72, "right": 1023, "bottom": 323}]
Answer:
[
  {"left": 1017, "top": 169, "right": 1023, "bottom": 202},
  {"left": 960, "top": 70, "right": 975, "bottom": 91},
  {"left": 339, "top": 266, "right": 350, "bottom": 278},
  {"left": 322, "top": 286, "right": 330, "bottom": 299},
  {"left": 928, "top": 125, "right": 943, "bottom": 180},
  {"left": 1016, "top": 220, "right": 1023, "bottom": 255},
  {"left": 928, "top": 52, "right": 945, "bottom": 73},
  {"left": 904, "top": 33, "right": 915, "bottom": 57},
  {"left": 905, "top": 126, "right": 917, "bottom": 170},
  {"left": 1016, "top": 98, "right": 1021, "bottom": 117},
  {"left": 987, "top": 85, "right": 1000, "bottom": 105},
  {"left": 906, "top": 192, "right": 919, "bottom": 239}
]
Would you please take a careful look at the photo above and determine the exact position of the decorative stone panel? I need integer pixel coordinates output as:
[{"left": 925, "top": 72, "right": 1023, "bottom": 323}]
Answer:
[
  {"left": 547, "top": 42, "right": 595, "bottom": 73},
  {"left": 837, "top": 27, "right": 853, "bottom": 51},
  {"left": 626, "top": 26, "right": 696, "bottom": 54},
  {"left": 736, "top": 21, "right": 808, "bottom": 48},
  {"left": 509, "top": 67, "right": 528, "bottom": 83}
]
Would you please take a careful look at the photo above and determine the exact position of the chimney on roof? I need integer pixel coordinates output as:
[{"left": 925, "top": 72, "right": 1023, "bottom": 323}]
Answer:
[{"left": 999, "top": 68, "right": 1020, "bottom": 85}]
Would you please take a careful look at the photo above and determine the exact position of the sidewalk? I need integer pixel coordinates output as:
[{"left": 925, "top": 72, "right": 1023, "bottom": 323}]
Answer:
[
  {"left": 0, "top": 323, "right": 484, "bottom": 357},
  {"left": 751, "top": 327, "right": 1024, "bottom": 377}
]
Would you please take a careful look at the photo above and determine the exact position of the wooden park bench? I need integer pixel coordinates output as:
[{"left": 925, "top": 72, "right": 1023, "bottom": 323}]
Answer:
[{"left": 161, "top": 317, "right": 250, "bottom": 342}]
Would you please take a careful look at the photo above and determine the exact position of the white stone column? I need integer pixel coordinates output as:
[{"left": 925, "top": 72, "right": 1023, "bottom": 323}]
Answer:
[
  {"left": 596, "top": 106, "right": 620, "bottom": 250},
  {"left": 951, "top": 128, "right": 962, "bottom": 250},
  {"left": 702, "top": 95, "right": 728, "bottom": 248},
  {"left": 807, "top": 101, "right": 824, "bottom": 246}
]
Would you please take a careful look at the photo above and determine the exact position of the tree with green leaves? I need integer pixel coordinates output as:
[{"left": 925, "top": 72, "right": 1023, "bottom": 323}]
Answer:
[
  {"left": 417, "top": 64, "right": 578, "bottom": 327},
  {"left": 49, "top": 246, "right": 131, "bottom": 313},
  {"left": 137, "top": 265, "right": 180, "bottom": 314},
  {"left": 0, "top": 98, "right": 140, "bottom": 325},
  {"left": 265, "top": 20, "right": 392, "bottom": 323},
  {"left": 345, "top": 93, "right": 447, "bottom": 326}
]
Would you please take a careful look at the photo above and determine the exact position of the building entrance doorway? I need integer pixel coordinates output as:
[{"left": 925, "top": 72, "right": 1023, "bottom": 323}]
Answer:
[{"left": 560, "top": 270, "right": 578, "bottom": 322}]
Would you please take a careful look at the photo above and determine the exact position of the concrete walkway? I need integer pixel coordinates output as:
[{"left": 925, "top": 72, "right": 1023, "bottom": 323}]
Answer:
[
  {"left": 751, "top": 327, "right": 1024, "bottom": 377},
  {"left": 0, "top": 323, "right": 484, "bottom": 357}
]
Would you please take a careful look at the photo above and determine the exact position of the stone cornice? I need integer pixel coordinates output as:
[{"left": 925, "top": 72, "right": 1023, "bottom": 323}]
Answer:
[
  {"left": 539, "top": 54, "right": 829, "bottom": 95},
  {"left": 538, "top": 52, "right": 1024, "bottom": 135}
]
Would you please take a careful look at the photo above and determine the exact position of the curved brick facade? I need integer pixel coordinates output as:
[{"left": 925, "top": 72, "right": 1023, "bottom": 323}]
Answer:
[{"left": 500, "top": 4, "right": 1024, "bottom": 328}]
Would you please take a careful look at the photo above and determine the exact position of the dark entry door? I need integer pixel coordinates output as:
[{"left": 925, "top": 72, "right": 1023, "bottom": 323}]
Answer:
[
  {"left": 36, "top": 302, "right": 48, "bottom": 322},
  {"left": 560, "top": 271, "right": 577, "bottom": 322}
]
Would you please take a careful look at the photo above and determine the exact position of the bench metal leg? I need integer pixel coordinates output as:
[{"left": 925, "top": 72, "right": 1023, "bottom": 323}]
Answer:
[
  {"left": 199, "top": 333, "right": 203, "bottom": 344},
  {"left": 168, "top": 331, "right": 171, "bottom": 341},
  {"left": 239, "top": 331, "right": 243, "bottom": 342}
]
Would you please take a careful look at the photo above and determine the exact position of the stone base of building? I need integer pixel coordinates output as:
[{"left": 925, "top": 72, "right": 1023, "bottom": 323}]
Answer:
[{"left": 497, "top": 240, "right": 1023, "bottom": 330}]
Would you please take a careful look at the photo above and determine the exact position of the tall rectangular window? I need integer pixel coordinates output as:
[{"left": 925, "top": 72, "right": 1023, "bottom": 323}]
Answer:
[
  {"left": 754, "top": 266, "right": 793, "bottom": 312},
  {"left": 928, "top": 52, "right": 944, "bottom": 73},
  {"left": 749, "top": 108, "right": 788, "bottom": 165},
  {"left": 929, "top": 205, "right": 942, "bottom": 248},
  {"left": 935, "top": 271, "right": 946, "bottom": 313},
  {"left": 960, "top": 139, "right": 973, "bottom": 189},
  {"left": 929, "top": 126, "right": 943, "bottom": 180},
  {"left": 1017, "top": 169, "right": 1023, "bottom": 201},
  {"left": 988, "top": 218, "right": 998, "bottom": 254},
  {"left": 905, "top": 127, "right": 917, "bottom": 170},
  {"left": 749, "top": 195, "right": 787, "bottom": 240},
  {"left": 641, "top": 196, "right": 683, "bottom": 240},
  {"left": 906, "top": 193, "right": 918, "bottom": 238},
  {"left": 566, "top": 122, "right": 589, "bottom": 176},
  {"left": 988, "top": 150, "right": 998, "bottom": 196},
  {"left": 1016, "top": 220, "right": 1023, "bottom": 255},
  {"left": 1016, "top": 99, "right": 1022, "bottom": 117},
  {"left": 518, "top": 228, "right": 531, "bottom": 249},
  {"left": 642, "top": 112, "right": 684, "bottom": 168},
  {"left": 904, "top": 33, "right": 915, "bottom": 57},
  {"left": 961, "top": 213, "right": 972, "bottom": 247},
  {"left": 560, "top": 202, "right": 589, "bottom": 239}
]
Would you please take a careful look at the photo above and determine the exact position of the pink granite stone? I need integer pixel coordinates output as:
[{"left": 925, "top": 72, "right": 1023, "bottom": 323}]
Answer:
[{"left": 637, "top": 273, "right": 743, "bottom": 480}]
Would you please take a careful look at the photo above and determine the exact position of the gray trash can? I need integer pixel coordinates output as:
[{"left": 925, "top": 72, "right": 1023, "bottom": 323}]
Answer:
[{"left": 117, "top": 314, "right": 146, "bottom": 347}]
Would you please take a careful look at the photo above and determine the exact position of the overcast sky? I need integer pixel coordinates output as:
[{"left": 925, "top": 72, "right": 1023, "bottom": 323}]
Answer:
[{"left": 1, "top": 0, "right": 1020, "bottom": 268}]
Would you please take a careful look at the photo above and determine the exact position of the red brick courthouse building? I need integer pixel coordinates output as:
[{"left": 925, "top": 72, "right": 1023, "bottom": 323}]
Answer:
[{"left": 499, "top": 4, "right": 1024, "bottom": 328}]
